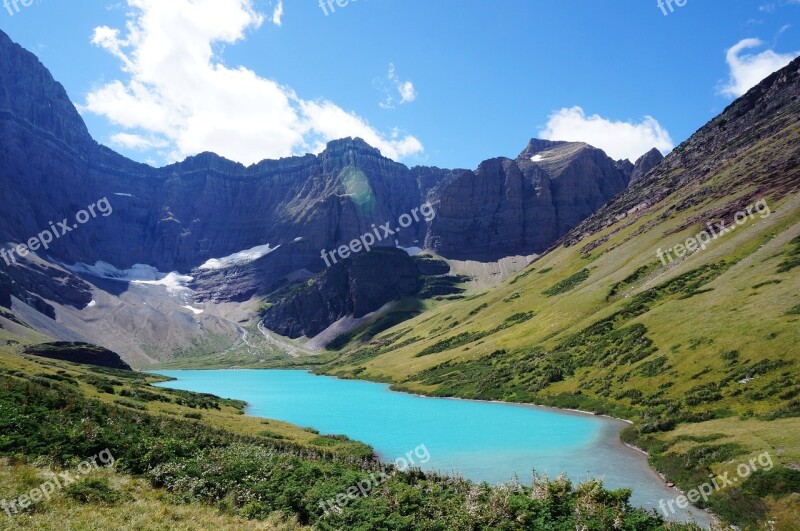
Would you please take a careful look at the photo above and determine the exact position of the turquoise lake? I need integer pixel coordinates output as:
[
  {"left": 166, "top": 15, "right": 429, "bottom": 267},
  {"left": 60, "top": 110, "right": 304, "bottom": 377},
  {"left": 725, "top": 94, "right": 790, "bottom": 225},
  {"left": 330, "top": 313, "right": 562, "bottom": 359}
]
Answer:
[{"left": 153, "top": 369, "right": 712, "bottom": 526}]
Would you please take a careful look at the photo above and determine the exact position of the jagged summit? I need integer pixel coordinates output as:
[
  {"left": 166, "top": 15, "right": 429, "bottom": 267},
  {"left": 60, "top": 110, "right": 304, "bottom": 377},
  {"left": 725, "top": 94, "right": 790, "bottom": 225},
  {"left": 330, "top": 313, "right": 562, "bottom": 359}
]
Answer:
[
  {"left": 559, "top": 55, "right": 800, "bottom": 248},
  {"left": 629, "top": 148, "right": 664, "bottom": 184},
  {"left": 0, "top": 28, "right": 633, "bottom": 273}
]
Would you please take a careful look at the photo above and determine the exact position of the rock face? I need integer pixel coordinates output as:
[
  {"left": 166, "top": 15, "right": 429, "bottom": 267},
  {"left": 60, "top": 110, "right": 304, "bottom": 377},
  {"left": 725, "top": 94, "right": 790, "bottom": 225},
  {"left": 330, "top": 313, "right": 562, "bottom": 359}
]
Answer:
[
  {"left": 426, "top": 140, "right": 631, "bottom": 260},
  {"left": 559, "top": 56, "right": 800, "bottom": 248},
  {"left": 0, "top": 271, "right": 12, "bottom": 308},
  {"left": 23, "top": 342, "right": 132, "bottom": 370},
  {"left": 0, "top": 259, "right": 92, "bottom": 309},
  {"left": 261, "top": 248, "right": 421, "bottom": 338},
  {"left": 0, "top": 29, "right": 637, "bottom": 282},
  {"left": 629, "top": 148, "right": 664, "bottom": 184}
]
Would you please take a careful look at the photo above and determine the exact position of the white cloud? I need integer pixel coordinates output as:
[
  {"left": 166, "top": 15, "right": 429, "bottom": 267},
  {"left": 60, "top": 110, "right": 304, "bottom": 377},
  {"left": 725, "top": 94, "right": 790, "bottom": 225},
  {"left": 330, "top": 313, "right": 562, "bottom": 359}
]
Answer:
[
  {"left": 719, "top": 38, "right": 799, "bottom": 98},
  {"left": 110, "top": 132, "right": 168, "bottom": 150},
  {"left": 271, "top": 0, "right": 283, "bottom": 26},
  {"left": 379, "top": 63, "right": 417, "bottom": 109},
  {"left": 539, "top": 106, "right": 673, "bottom": 162},
  {"left": 84, "top": 0, "right": 422, "bottom": 165}
]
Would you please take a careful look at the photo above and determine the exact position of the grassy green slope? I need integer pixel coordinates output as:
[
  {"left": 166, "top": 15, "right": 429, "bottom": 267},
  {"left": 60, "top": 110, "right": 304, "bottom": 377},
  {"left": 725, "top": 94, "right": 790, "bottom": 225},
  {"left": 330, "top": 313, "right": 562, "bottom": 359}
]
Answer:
[
  {"left": 315, "top": 63, "right": 800, "bottom": 528},
  {"left": 0, "top": 347, "right": 693, "bottom": 530}
]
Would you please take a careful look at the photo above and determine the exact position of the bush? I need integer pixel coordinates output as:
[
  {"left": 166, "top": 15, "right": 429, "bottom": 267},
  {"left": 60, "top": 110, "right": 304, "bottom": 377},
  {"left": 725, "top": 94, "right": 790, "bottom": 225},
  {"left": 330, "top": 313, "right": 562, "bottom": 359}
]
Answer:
[{"left": 65, "top": 477, "right": 122, "bottom": 505}]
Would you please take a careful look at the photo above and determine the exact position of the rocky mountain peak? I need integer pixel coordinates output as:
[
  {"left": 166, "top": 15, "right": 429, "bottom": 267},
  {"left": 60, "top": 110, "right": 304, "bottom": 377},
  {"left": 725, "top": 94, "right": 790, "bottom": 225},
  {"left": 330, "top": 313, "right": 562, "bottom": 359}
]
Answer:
[
  {"left": 629, "top": 148, "right": 665, "bottom": 184},
  {"left": 323, "top": 137, "right": 383, "bottom": 158},
  {"left": 517, "top": 138, "right": 572, "bottom": 159},
  {"left": 0, "top": 29, "right": 93, "bottom": 152}
]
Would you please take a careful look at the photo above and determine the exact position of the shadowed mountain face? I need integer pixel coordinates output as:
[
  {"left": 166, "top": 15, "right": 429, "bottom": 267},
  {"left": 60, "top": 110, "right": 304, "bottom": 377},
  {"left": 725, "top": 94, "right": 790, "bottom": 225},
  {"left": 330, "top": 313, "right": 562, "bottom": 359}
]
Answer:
[
  {"left": 426, "top": 140, "right": 633, "bottom": 260},
  {"left": 261, "top": 247, "right": 422, "bottom": 338},
  {"left": 0, "top": 29, "right": 658, "bottom": 358},
  {"left": 629, "top": 148, "right": 665, "bottom": 184},
  {"left": 0, "top": 29, "right": 642, "bottom": 278}
]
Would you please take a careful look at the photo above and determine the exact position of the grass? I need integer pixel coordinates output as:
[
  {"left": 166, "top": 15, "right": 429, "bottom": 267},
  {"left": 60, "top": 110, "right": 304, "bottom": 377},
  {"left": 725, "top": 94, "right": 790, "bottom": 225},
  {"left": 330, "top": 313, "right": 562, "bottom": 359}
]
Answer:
[
  {"left": 0, "top": 458, "right": 308, "bottom": 530},
  {"left": 541, "top": 268, "right": 590, "bottom": 296},
  {"left": 301, "top": 124, "right": 800, "bottom": 529},
  {"left": 0, "top": 350, "right": 688, "bottom": 530}
]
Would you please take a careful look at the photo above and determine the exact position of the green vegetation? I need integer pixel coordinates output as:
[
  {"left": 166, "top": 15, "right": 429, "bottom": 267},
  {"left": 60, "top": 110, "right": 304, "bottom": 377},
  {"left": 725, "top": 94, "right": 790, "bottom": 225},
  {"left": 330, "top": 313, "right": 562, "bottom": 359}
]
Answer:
[
  {"left": 509, "top": 266, "right": 536, "bottom": 285},
  {"left": 776, "top": 235, "right": 800, "bottom": 273},
  {"left": 418, "top": 275, "right": 469, "bottom": 299},
  {"left": 415, "top": 331, "right": 489, "bottom": 357},
  {"left": 542, "top": 268, "right": 590, "bottom": 296},
  {"left": 310, "top": 135, "right": 800, "bottom": 528},
  {"left": 65, "top": 477, "right": 123, "bottom": 505},
  {"left": 0, "top": 353, "right": 690, "bottom": 530}
]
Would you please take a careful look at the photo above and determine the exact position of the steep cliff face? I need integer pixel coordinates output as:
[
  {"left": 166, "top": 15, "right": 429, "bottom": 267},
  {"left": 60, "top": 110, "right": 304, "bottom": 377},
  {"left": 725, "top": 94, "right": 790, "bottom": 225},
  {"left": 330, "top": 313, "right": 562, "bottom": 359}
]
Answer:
[
  {"left": 426, "top": 140, "right": 631, "bottom": 260},
  {"left": 0, "top": 27, "right": 436, "bottom": 272},
  {"left": 559, "top": 56, "right": 800, "bottom": 249},
  {"left": 260, "top": 248, "right": 421, "bottom": 338},
  {"left": 0, "top": 29, "right": 653, "bottom": 356},
  {"left": 0, "top": 29, "right": 640, "bottom": 278},
  {"left": 629, "top": 148, "right": 664, "bottom": 184}
]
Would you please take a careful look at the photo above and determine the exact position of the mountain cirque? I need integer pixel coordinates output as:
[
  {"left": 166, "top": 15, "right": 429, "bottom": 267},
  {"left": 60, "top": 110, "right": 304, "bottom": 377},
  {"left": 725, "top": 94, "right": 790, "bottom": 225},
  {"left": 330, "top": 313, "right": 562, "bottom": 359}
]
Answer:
[{"left": 0, "top": 27, "right": 660, "bottom": 359}]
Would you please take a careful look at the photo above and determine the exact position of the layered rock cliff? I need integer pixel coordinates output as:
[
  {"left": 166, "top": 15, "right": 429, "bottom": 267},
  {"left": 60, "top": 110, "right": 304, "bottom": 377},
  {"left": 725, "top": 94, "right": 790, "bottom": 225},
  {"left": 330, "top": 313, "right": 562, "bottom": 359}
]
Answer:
[
  {"left": 426, "top": 140, "right": 631, "bottom": 260},
  {"left": 260, "top": 248, "right": 421, "bottom": 338},
  {"left": 629, "top": 148, "right": 665, "bottom": 184},
  {"left": 0, "top": 28, "right": 648, "bottom": 279},
  {"left": 0, "top": 29, "right": 660, "bottom": 356}
]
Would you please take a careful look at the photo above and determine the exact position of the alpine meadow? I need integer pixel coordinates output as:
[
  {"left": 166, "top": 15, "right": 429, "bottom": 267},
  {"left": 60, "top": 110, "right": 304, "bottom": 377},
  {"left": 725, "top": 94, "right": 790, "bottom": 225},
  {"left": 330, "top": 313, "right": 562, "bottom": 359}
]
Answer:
[{"left": 1, "top": 2, "right": 799, "bottom": 530}]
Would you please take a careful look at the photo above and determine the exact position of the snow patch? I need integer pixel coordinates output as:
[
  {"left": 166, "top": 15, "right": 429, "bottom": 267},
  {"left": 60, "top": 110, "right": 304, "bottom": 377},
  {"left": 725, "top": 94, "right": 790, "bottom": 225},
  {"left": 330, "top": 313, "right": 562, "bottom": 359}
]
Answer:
[
  {"left": 530, "top": 154, "right": 544, "bottom": 162},
  {"left": 86, "top": 300, "right": 96, "bottom": 307},
  {"left": 133, "top": 272, "right": 194, "bottom": 294},
  {"left": 397, "top": 245, "right": 423, "bottom": 256},
  {"left": 182, "top": 305, "right": 204, "bottom": 315},
  {"left": 198, "top": 243, "right": 280, "bottom": 270},
  {"left": 68, "top": 261, "right": 165, "bottom": 281},
  {"left": 66, "top": 261, "right": 193, "bottom": 294}
]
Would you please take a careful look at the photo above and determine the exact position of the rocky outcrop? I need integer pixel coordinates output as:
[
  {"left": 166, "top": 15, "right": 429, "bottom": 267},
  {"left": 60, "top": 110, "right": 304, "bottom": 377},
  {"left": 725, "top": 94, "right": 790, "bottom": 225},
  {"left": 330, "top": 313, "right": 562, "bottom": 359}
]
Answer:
[
  {"left": 0, "top": 259, "right": 92, "bottom": 308},
  {"left": 629, "top": 148, "right": 664, "bottom": 184},
  {"left": 260, "top": 248, "right": 421, "bottom": 338},
  {"left": 0, "top": 28, "right": 638, "bottom": 283},
  {"left": 0, "top": 271, "right": 12, "bottom": 308},
  {"left": 0, "top": 264, "right": 61, "bottom": 319},
  {"left": 23, "top": 342, "right": 132, "bottom": 370},
  {"left": 559, "top": 56, "right": 800, "bottom": 248},
  {"left": 426, "top": 140, "right": 631, "bottom": 260}
]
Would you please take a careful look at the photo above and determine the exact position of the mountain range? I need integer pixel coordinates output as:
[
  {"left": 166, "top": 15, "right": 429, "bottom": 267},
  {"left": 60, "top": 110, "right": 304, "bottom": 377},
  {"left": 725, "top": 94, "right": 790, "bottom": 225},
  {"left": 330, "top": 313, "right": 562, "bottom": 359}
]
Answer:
[
  {"left": 0, "top": 28, "right": 799, "bottom": 529},
  {"left": 0, "top": 28, "right": 660, "bottom": 360}
]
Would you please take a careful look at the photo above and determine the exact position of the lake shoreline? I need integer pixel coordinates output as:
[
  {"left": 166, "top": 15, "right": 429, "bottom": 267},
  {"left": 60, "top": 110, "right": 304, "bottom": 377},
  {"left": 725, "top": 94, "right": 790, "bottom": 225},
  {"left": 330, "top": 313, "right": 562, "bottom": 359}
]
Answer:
[{"left": 151, "top": 368, "right": 715, "bottom": 527}]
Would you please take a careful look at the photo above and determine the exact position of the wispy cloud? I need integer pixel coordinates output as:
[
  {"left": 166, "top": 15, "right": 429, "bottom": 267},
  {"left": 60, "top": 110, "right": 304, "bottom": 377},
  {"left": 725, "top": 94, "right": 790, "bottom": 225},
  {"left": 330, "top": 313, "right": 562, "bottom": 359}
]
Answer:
[
  {"left": 539, "top": 107, "right": 673, "bottom": 162},
  {"left": 271, "top": 0, "right": 283, "bottom": 26},
  {"left": 84, "top": 0, "right": 423, "bottom": 165},
  {"left": 718, "top": 38, "right": 799, "bottom": 98},
  {"left": 379, "top": 63, "right": 417, "bottom": 109},
  {"left": 110, "top": 132, "right": 168, "bottom": 150}
]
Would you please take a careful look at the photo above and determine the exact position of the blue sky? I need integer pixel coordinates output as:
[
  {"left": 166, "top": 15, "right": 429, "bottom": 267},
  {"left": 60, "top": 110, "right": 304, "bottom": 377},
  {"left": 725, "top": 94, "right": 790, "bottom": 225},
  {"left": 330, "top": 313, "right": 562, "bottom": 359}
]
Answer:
[{"left": 1, "top": 0, "right": 798, "bottom": 169}]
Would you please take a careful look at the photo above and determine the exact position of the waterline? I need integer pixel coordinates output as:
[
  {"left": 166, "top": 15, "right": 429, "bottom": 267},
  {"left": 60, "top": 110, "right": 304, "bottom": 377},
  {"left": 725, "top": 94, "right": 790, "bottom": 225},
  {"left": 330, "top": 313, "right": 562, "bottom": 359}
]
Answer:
[{"left": 153, "top": 369, "right": 713, "bottom": 526}]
